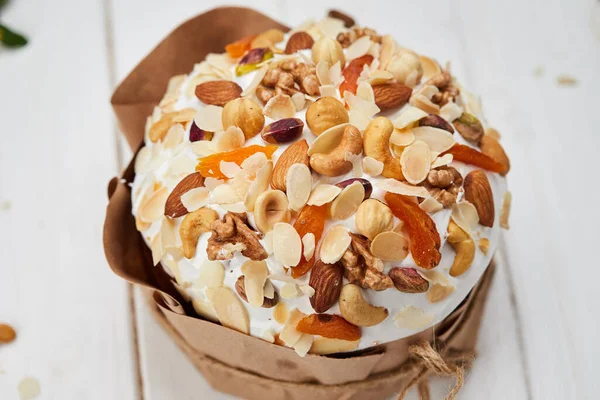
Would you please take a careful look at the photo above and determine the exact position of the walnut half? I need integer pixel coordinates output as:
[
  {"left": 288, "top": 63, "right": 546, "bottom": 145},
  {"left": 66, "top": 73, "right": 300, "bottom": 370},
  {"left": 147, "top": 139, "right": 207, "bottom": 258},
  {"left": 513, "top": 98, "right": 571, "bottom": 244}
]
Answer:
[
  {"left": 425, "top": 166, "right": 463, "bottom": 208},
  {"left": 207, "top": 212, "right": 268, "bottom": 261},
  {"left": 339, "top": 233, "right": 393, "bottom": 291}
]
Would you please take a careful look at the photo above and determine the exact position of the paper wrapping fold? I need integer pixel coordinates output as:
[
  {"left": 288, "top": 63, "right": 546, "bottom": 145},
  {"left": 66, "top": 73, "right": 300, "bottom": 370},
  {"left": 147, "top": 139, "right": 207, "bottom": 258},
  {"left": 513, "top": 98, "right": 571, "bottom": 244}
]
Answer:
[{"left": 104, "top": 7, "right": 496, "bottom": 399}]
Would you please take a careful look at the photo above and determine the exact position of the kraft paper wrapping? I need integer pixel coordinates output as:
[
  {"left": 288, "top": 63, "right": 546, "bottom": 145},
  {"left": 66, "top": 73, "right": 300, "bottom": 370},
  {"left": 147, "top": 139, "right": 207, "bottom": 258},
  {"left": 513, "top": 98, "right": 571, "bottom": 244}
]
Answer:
[{"left": 104, "top": 7, "right": 496, "bottom": 399}]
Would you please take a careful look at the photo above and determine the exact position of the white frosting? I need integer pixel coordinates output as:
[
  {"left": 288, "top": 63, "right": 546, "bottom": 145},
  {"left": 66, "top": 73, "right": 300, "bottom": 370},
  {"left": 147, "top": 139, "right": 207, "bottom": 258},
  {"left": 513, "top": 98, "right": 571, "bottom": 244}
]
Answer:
[{"left": 131, "top": 29, "right": 508, "bottom": 351}]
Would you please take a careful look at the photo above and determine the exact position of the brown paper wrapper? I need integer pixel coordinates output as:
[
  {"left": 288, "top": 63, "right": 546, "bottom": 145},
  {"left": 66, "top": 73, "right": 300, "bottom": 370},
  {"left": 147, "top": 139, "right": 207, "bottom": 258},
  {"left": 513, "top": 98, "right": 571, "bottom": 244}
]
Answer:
[{"left": 104, "top": 7, "right": 495, "bottom": 399}]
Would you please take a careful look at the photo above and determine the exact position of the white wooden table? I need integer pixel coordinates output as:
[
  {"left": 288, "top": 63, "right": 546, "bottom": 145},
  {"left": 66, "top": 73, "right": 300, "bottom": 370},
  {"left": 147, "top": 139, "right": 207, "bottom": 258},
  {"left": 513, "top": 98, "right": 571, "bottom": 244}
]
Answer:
[{"left": 1, "top": 0, "right": 599, "bottom": 398}]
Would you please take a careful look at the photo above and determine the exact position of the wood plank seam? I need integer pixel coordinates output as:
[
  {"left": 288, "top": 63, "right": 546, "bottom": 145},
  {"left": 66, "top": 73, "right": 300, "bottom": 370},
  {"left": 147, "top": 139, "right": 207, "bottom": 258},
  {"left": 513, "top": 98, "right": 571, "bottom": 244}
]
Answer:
[{"left": 101, "top": 0, "right": 144, "bottom": 398}]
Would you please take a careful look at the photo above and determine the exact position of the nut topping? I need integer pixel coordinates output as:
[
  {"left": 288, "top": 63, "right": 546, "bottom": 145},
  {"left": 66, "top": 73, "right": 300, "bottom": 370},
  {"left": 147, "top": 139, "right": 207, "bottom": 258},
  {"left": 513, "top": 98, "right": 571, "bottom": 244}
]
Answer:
[{"left": 207, "top": 212, "right": 267, "bottom": 260}]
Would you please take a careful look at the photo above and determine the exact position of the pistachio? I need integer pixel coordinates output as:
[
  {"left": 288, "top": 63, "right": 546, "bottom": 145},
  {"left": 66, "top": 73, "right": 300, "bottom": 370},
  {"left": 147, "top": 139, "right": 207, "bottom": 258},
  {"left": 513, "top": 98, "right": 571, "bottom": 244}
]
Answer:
[{"left": 261, "top": 118, "right": 304, "bottom": 144}]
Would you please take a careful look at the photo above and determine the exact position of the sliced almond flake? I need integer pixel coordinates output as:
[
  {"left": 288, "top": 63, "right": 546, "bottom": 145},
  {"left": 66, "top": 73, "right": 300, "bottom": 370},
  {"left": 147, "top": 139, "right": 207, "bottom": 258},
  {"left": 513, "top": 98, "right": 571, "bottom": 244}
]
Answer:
[
  {"left": 194, "top": 260, "right": 225, "bottom": 289},
  {"left": 245, "top": 161, "right": 273, "bottom": 211},
  {"left": 307, "top": 184, "right": 342, "bottom": 206},
  {"left": 168, "top": 155, "right": 196, "bottom": 177},
  {"left": 329, "top": 61, "right": 342, "bottom": 86},
  {"left": 302, "top": 233, "right": 316, "bottom": 260},
  {"left": 394, "top": 305, "right": 435, "bottom": 330},
  {"left": 377, "top": 178, "right": 431, "bottom": 198},
  {"left": 320, "top": 225, "right": 352, "bottom": 264},
  {"left": 309, "top": 338, "right": 360, "bottom": 354},
  {"left": 294, "top": 334, "right": 314, "bottom": 357},
  {"left": 291, "top": 92, "right": 306, "bottom": 111},
  {"left": 346, "top": 36, "right": 373, "bottom": 60},
  {"left": 411, "top": 126, "right": 455, "bottom": 153},
  {"left": 229, "top": 172, "right": 253, "bottom": 200},
  {"left": 206, "top": 287, "right": 250, "bottom": 334},
  {"left": 344, "top": 91, "right": 380, "bottom": 117},
  {"left": 163, "top": 123, "right": 185, "bottom": 149},
  {"left": 163, "top": 257, "right": 182, "bottom": 284},
  {"left": 316, "top": 17, "right": 345, "bottom": 40},
  {"left": 348, "top": 109, "right": 372, "bottom": 131},
  {"left": 419, "top": 55, "right": 441, "bottom": 79},
  {"left": 268, "top": 274, "right": 297, "bottom": 283},
  {"left": 362, "top": 156, "right": 384, "bottom": 176},
  {"left": 150, "top": 233, "right": 164, "bottom": 266},
  {"left": 273, "top": 223, "right": 302, "bottom": 267},
  {"left": 440, "top": 102, "right": 463, "bottom": 122},
  {"left": 135, "top": 146, "right": 152, "bottom": 174},
  {"left": 287, "top": 163, "right": 312, "bottom": 212},
  {"left": 263, "top": 94, "right": 296, "bottom": 120},
  {"left": 479, "top": 238, "right": 490, "bottom": 255},
  {"left": 369, "top": 70, "right": 394, "bottom": 85},
  {"left": 181, "top": 187, "right": 210, "bottom": 212},
  {"left": 211, "top": 184, "right": 241, "bottom": 204},
  {"left": 451, "top": 202, "right": 479, "bottom": 234},
  {"left": 379, "top": 35, "right": 396, "bottom": 70},
  {"left": 262, "top": 230, "right": 274, "bottom": 255},
  {"left": 316, "top": 60, "right": 331, "bottom": 85},
  {"left": 280, "top": 283, "right": 301, "bottom": 299},
  {"left": 241, "top": 260, "right": 269, "bottom": 307},
  {"left": 462, "top": 90, "right": 483, "bottom": 119},
  {"left": 307, "top": 121, "right": 343, "bottom": 155},
  {"left": 356, "top": 81, "right": 375, "bottom": 103},
  {"left": 160, "top": 217, "right": 178, "bottom": 248},
  {"left": 279, "top": 308, "right": 306, "bottom": 347},
  {"left": 172, "top": 108, "right": 197, "bottom": 123},
  {"left": 206, "top": 53, "right": 235, "bottom": 77},
  {"left": 400, "top": 140, "right": 432, "bottom": 185},
  {"left": 390, "top": 130, "right": 416, "bottom": 147},
  {"left": 431, "top": 154, "right": 453, "bottom": 169},
  {"left": 139, "top": 187, "right": 169, "bottom": 223},
  {"left": 427, "top": 283, "right": 455, "bottom": 304},
  {"left": 330, "top": 181, "right": 365, "bottom": 220},
  {"left": 419, "top": 269, "right": 451, "bottom": 286},
  {"left": 219, "top": 161, "right": 242, "bottom": 178},
  {"left": 273, "top": 302, "right": 289, "bottom": 324},
  {"left": 371, "top": 230, "right": 409, "bottom": 261},
  {"left": 194, "top": 105, "right": 224, "bottom": 132},
  {"left": 261, "top": 329, "right": 275, "bottom": 343},
  {"left": 242, "top": 66, "right": 268, "bottom": 96},
  {"left": 264, "top": 279, "right": 275, "bottom": 299},
  {"left": 500, "top": 191, "right": 512, "bottom": 229},
  {"left": 191, "top": 141, "right": 216, "bottom": 157},
  {"left": 392, "top": 106, "right": 429, "bottom": 130},
  {"left": 410, "top": 93, "right": 440, "bottom": 115},
  {"left": 192, "top": 298, "right": 219, "bottom": 322},
  {"left": 214, "top": 126, "right": 245, "bottom": 152},
  {"left": 419, "top": 196, "right": 443, "bottom": 214},
  {"left": 367, "top": 42, "right": 381, "bottom": 60},
  {"left": 204, "top": 177, "right": 225, "bottom": 190},
  {"left": 319, "top": 84, "right": 338, "bottom": 98},
  {"left": 220, "top": 202, "right": 247, "bottom": 213},
  {"left": 241, "top": 152, "right": 268, "bottom": 175},
  {"left": 405, "top": 68, "right": 421, "bottom": 88},
  {"left": 299, "top": 284, "right": 315, "bottom": 297},
  {"left": 419, "top": 84, "right": 440, "bottom": 99}
]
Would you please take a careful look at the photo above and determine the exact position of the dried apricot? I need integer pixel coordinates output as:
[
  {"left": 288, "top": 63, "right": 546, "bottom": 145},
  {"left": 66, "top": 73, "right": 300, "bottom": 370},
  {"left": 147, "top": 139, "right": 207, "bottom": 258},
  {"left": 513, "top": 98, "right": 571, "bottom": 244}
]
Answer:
[
  {"left": 291, "top": 205, "right": 328, "bottom": 278},
  {"left": 384, "top": 192, "right": 441, "bottom": 269},
  {"left": 196, "top": 145, "right": 278, "bottom": 179},
  {"left": 225, "top": 34, "right": 256, "bottom": 58},
  {"left": 339, "top": 54, "right": 374, "bottom": 95},
  {"left": 297, "top": 314, "right": 361, "bottom": 341},
  {"left": 442, "top": 143, "right": 504, "bottom": 174}
]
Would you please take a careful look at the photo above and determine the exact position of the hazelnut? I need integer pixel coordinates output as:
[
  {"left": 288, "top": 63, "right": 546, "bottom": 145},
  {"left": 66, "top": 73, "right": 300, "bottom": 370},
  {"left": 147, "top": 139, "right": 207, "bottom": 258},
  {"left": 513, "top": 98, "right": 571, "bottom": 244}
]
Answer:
[
  {"left": 306, "top": 97, "right": 349, "bottom": 135},
  {"left": 311, "top": 37, "right": 345, "bottom": 67},
  {"left": 302, "top": 74, "right": 320, "bottom": 96},
  {"left": 355, "top": 199, "right": 394, "bottom": 241},
  {"left": 222, "top": 97, "right": 265, "bottom": 140},
  {"left": 253, "top": 190, "right": 291, "bottom": 233}
]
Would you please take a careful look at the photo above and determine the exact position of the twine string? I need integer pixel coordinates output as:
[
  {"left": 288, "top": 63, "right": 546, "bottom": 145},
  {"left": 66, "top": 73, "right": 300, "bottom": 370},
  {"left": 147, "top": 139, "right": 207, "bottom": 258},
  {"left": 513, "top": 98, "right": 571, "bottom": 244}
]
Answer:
[{"left": 398, "top": 340, "right": 475, "bottom": 400}]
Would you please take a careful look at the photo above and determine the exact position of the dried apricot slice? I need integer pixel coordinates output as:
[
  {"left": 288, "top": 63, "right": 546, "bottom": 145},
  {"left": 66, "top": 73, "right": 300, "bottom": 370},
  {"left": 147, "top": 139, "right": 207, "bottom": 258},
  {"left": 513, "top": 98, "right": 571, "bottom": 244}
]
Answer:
[
  {"left": 291, "top": 204, "right": 328, "bottom": 278},
  {"left": 297, "top": 314, "right": 361, "bottom": 341},
  {"left": 384, "top": 192, "right": 441, "bottom": 269},
  {"left": 196, "top": 145, "right": 278, "bottom": 179},
  {"left": 339, "top": 54, "right": 374, "bottom": 95},
  {"left": 442, "top": 143, "right": 504, "bottom": 173},
  {"left": 225, "top": 34, "right": 256, "bottom": 58}
]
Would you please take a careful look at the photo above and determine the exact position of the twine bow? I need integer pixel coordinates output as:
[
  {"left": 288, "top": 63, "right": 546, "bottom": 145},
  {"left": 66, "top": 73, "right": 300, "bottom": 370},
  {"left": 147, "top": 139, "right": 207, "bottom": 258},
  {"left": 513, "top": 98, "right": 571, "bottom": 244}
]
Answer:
[{"left": 398, "top": 340, "right": 476, "bottom": 400}]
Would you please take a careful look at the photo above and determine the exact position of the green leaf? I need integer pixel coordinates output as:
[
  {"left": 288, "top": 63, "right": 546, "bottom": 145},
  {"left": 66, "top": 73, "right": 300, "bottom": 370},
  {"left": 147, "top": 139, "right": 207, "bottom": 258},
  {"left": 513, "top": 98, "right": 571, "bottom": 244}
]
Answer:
[{"left": 0, "top": 24, "right": 28, "bottom": 48}]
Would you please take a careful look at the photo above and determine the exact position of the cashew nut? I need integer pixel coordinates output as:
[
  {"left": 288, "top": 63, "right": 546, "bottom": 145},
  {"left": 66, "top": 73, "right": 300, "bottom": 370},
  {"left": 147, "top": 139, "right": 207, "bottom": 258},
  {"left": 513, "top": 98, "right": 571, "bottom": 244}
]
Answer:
[
  {"left": 339, "top": 284, "right": 389, "bottom": 327},
  {"left": 447, "top": 219, "right": 475, "bottom": 277},
  {"left": 180, "top": 207, "right": 219, "bottom": 259},
  {"left": 363, "top": 117, "right": 404, "bottom": 181},
  {"left": 253, "top": 190, "right": 291, "bottom": 233},
  {"left": 310, "top": 124, "right": 362, "bottom": 177}
]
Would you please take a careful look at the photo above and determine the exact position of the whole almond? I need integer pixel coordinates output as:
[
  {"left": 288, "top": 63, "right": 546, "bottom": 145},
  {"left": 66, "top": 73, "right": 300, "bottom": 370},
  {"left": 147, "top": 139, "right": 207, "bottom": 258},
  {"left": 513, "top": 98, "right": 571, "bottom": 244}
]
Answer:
[
  {"left": 464, "top": 170, "right": 495, "bottom": 227},
  {"left": 389, "top": 267, "right": 429, "bottom": 293},
  {"left": 195, "top": 80, "right": 242, "bottom": 106},
  {"left": 285, "top": 31, "right": 315, "bottom": 54},
  {"left": 235, "top": 276, "right": 279, "bottom": 308},
  {"left": 0, "top": 323, "right": 16, "bottom": 343},
  {"left": 372, "top": 83, "right": 412, "bottom": 111},
  {"left": 480, "top": 135, "right": 510, "bottom": 176},
  {"left": 164, "top": 172, "right": 205, "bottom": 218},
  {"left": 271, "top": 139, "right": 310, "bottom": 191},
  {"left": 309, "top": 260, "right": 343, "bottom": 313}
]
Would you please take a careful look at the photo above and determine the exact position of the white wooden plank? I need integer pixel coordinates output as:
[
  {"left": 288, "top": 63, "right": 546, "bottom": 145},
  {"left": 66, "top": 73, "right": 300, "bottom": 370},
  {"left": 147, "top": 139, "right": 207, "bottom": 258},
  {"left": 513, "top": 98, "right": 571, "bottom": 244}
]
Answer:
[
  {"left": 455, "top": 0, "right": 600, "bottom": 398},
  {"left": 0, "top": 0, "right": 137, "bottom": 399}
]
